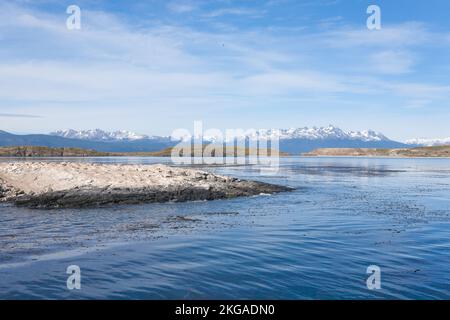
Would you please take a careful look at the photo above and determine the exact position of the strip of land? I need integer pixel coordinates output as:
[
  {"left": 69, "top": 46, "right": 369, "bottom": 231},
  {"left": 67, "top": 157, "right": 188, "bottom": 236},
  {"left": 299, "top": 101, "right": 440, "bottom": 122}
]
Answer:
[
  {"left": 0, "top": 162, "right": 291, "bottom": 208},
  {"left": 0, "top": 146, "right": 288, "bottom": 157},
  {"left": 303, "top": 145, "right": 450, "bottom": 157}
]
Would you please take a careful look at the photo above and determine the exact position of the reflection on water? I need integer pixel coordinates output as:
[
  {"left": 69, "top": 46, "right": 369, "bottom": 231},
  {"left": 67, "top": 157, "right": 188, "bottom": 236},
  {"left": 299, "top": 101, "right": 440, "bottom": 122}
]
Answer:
[{"left": 0, "top": 157, "right": 450, "bottom": 299}]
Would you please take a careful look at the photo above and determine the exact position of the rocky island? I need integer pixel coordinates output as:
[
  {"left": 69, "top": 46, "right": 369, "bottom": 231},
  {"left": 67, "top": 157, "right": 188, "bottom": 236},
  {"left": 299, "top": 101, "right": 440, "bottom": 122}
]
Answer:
[{"left": 0, "top": 162, "right": 290, "bottom": 208}]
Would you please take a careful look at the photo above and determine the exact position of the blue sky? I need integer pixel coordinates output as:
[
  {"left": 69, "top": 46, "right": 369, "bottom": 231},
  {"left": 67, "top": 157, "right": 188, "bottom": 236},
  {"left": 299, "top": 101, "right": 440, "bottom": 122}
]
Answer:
[{"left": 1, "top": 0, "right": 450, "bottom": 141}]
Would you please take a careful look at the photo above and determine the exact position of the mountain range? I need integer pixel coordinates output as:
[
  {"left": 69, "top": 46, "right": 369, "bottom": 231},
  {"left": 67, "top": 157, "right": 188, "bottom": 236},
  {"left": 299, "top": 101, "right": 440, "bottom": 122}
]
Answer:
[
  {"left": 405, "top": 137, "right": 450, "bottom": 147},
  {"left": 0, "top": 130, "right": 174, "bottom": 153},
  {"left": 0, "top": 125, "right": 415, "bottom": 154},
  {"left": 51, "top": 126, "right": 389, "bottom": 143},
  {"left": 50, "top": 129, "right": 153, "bottom": 141}
]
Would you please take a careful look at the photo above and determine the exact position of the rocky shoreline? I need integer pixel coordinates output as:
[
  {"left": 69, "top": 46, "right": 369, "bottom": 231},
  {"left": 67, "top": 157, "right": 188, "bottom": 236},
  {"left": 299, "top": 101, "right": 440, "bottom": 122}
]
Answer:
[{"left": 0, "top": 162, "right": 291, "bottom": 208}]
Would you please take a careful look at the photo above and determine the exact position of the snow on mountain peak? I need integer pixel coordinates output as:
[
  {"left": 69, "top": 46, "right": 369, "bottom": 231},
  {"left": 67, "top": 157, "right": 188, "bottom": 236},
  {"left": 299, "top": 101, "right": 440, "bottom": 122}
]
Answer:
[
  {"left": 252, "top": 125, "right": 389, "bottom": 142},
  {"left": 178, "top": 125, "right": 390, "bottom": 142},
  {"left": 348, "top": 129, "right": 388, "bottom": 142},
  {"left": 406, "top": 137, "right": 450, "bottom": 146},
  {"left": 50, "top": 125, "right": 391, "bottom": 143},
  {"left": 50, "top": 129, "right": 150, "bottom": 141}
]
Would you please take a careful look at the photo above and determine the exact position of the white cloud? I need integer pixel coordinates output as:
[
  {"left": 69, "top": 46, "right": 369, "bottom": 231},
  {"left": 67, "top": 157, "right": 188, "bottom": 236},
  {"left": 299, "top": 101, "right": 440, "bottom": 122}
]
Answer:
[
  {"left": 369, "top": 50, "right": 415, "bottom": 74},
  {"left": 167, "top": 1, "right": 196, "bottom": 13},
  {"left": 241, "top": 71, "right": 350, "bottom": 94},
  {"left": 203, "top": 7, "right": 265, "bottom": 18},
  {"left": 403, "top": 99, "right": 433, "bottom": 109},
  {"left": 1, "top": 2, "right": 450, "bottom": 136},
  {"left": 0, "top": 113, "right": 42, "bottom": 118},
  {"left": 321, "top": 22, "right": 430, "bottom": 48}
]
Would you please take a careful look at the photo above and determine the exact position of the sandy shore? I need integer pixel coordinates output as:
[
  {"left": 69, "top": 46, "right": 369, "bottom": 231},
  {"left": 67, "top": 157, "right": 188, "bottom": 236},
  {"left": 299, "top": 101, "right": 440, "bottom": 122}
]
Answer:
[{"left": 0, "top": 162, "right": 290, "bottom": 208}]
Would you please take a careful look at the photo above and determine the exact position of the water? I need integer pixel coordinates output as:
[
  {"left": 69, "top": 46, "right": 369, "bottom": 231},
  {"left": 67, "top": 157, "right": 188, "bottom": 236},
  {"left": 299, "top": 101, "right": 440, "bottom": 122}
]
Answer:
[{"left": 1, "top": 157, "right": 450, "bottom": 299}]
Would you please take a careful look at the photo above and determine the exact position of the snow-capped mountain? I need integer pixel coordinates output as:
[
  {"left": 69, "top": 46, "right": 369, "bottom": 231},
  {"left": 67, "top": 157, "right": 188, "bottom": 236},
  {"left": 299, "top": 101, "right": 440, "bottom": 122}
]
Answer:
[
  {"left": 248, "top": 125, "right": 389, "bottom": 142},
  {"left": 51, "top": 125, "right": 390, "bottom": 143},
  {"left": 51, "top": 129, "right": 153, "bottom": 141},
  {"left": 169, "top": 125, "right": 402, "bottom": 153},
  {"left": 188, "top": 125, "right": 390, "bottom": 143},
  {"left": 266, "top": 125, "right": 403, "bottom": 153},
  {"left": 43, "top": 125, "right": 406, "bottom": 154},
  {"left": 406, "top": 137, "right": 450, "bottom": 147}
]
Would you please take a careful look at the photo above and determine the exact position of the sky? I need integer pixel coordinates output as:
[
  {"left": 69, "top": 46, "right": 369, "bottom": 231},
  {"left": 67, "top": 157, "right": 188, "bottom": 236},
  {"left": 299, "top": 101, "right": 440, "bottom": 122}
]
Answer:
[{"left": 1, "top": 0, "right": 450, "bottom": 141}]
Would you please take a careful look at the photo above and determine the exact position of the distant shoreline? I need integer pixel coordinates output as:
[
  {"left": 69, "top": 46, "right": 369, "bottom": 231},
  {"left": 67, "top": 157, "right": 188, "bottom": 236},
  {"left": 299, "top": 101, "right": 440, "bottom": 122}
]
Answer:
[
  {"left": 0, "top": 146, "right": 288, "bottom": 158},
  {"left": 301, "top": 155, "right": 450, "bottom": 159},
  {"left": 2, "top": 145, "right": 450, "bottom": 159},
  {"left": 302, "top": 146, "right": 450, "bottom": 158}
]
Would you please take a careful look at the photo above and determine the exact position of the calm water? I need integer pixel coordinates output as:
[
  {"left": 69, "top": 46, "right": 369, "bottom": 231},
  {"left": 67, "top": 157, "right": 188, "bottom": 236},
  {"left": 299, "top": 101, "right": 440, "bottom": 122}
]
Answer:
[{"left": 1, "top": 157, "right": 450, "bottom": 299}]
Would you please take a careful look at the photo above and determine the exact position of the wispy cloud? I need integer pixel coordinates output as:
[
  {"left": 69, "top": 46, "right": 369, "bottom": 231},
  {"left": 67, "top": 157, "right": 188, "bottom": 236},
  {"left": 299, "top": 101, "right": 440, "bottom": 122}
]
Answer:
[
  {"left": 0, "top": 113, "right": 42, "bottom": 118},
  {"left": 1, "top": 1, "right": 450, "bottom": 139},
  {"left": 0, "top": 3, "right": 446, "bottom": 100},
  {"left": 321, "top": 22, "right": 430, "bottom": 48},
  {"left": 369, "top": 50, "right": 415, "bottom": 74},
  {"left": 203, "top": 7, "right": 266, "bottom": 18},
  {"left": 167, "top": 1, "right": 197, "bottom": 13}
]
